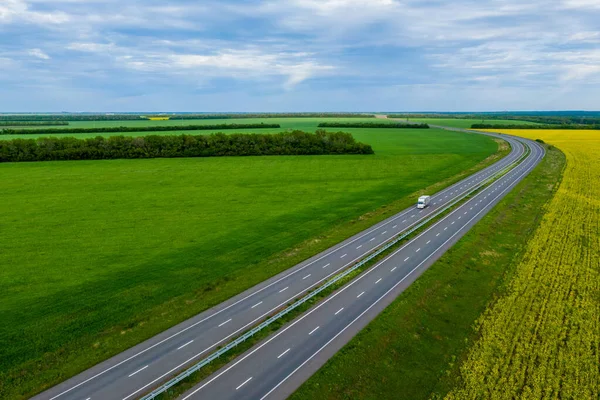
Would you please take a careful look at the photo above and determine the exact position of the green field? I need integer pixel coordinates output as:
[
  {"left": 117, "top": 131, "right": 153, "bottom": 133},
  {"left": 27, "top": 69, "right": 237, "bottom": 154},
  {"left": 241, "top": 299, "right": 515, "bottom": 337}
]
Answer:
[
  {"left": 0, "top": 118, "right": 379, "bottom": 139},
  {"left": 291, "top": 146, "right": 564, "bottom": 400},
  {"left": 397, "top": 118, "right": 540, "bottom": 129},
  {"left": 0, "top": 122, "right": 498, "bottom": 398}
]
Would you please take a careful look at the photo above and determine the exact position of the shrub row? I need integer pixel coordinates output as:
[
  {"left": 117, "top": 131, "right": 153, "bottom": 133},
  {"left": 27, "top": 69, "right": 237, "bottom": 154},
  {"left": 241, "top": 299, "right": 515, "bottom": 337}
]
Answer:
[
  {"left": 318, "top": 122, "right": 429, "bottom": 129},
  {"left": 0, "top": 123, "right": 280, "bottom": 135},
  {"left": 387, "top": 114, "right": 600, "bottom": 126},
  {"left": 0, "top": 113, "right": 375, "bottom": 122},
  {"left": 0, "top": 130, "right": 374, "bottom": 163},
  {"left": 0, "top": 121, "right": 69, "bottom": 127},
  {"left": 471, "top": 123, "right": 600, "bottom": 130}
]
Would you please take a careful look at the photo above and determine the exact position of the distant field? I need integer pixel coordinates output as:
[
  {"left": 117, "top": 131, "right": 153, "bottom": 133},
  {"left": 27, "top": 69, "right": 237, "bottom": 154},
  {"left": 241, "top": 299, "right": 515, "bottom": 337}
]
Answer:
[
  {"left": 0, "top": 123, "right": 498, "bottom": 398},
  {"left": 397, "top": 118, "right": 540, "bottom": 129},
  {"left": 0, "top": 118, "right": 377, "bottom": 139}
]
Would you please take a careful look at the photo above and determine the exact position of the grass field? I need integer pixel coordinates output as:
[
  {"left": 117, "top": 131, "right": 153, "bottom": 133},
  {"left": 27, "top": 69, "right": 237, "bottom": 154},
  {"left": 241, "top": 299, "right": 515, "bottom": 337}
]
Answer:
[
  {"left": 397, "top": 118, "right": 540, "bottom": 129},
  {"left": 0, "top": 124, "right": 498, "bottom": 398},
  {"left": 291, "top": 144, "right": 565, "bottom": 400},
  {"left": 445, "top": 130, "right": 600, "bottom": 399},
  {"left": 0, "top": 118, "right": 378, "bottom": 139}
]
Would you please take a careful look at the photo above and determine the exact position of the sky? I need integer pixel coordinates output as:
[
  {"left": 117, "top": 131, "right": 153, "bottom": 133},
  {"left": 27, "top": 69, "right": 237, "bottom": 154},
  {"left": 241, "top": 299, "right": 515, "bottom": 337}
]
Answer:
[{"left": 0, "top": 0, "right": 599, "bottom": 112}]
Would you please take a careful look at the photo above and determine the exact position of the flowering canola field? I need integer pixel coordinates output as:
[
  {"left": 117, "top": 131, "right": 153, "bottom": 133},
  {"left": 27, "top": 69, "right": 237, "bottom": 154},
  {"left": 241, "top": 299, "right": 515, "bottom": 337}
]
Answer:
[{"left": 446, "top": 130, "right": 599, "bottom": 399}]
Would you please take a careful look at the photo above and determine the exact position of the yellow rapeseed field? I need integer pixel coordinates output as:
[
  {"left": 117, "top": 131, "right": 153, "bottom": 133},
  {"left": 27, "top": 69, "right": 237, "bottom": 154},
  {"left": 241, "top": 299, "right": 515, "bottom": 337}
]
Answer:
[{"left": 445, "top": 130, "right": 599, "bottom": 399}]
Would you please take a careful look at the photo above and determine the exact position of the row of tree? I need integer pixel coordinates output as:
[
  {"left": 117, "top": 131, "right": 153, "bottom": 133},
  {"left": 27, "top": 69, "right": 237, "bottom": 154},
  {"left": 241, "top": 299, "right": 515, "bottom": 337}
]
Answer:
[
  {"left": 471, "top": 124, "right": 600, "bottom": 130},
  {"left": 318, "top": 122, "right": 429, "bottom": 129},
  {"left": 0, "top": 121, "right": 69, "bottom": 126},
  {"left": 0, "top": 123, "right": 280, "bottom": 135},
  {"left": 0, "top": 130, "right": 374, "bottom": 163},
  {"left": 387, "top": 114, "right": 600, "bottom": 126},
  {"left": 0, "top": 113, "right": 375, "bottom": 122}
]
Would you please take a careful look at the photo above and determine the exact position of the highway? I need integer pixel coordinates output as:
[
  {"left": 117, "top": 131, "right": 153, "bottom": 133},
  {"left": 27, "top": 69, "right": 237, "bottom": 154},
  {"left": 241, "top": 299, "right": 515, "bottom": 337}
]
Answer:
[
  {"left": 35, "top": 129, "right": 531, "bottom": 400},
  {"left": 179, "top": 132, "right": 544, "bottom": 400}
]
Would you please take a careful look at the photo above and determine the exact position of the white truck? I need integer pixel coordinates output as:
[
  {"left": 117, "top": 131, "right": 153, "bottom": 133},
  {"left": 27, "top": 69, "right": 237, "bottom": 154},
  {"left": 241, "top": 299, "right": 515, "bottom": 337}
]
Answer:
[{"left": 417, "top": 195, "right": 431, "bottom": 209}]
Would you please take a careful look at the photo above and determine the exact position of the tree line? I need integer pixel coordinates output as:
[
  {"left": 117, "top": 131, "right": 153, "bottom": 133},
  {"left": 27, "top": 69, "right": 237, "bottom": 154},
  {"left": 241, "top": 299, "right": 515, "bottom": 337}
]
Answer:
[
  {"left": 318, "top": 122, "right": 429, "bottom": 129},
  {"left": 0, "top": 123, "right": 280, "bottom": 135},
  {"left": 0, "top": 130, "right": 374, "bottom": 163},
  {"left": 387, "top": 113, "right": 600, "bottom": 126},
  {"left": 471, "top": 124, "right": 600, "bottom": 130},
  {"left": 0, "top": 113, "right": 375, "bottom": 122},
  {"left": 0, "top": 121, "right": 69, "bottom": 127}
]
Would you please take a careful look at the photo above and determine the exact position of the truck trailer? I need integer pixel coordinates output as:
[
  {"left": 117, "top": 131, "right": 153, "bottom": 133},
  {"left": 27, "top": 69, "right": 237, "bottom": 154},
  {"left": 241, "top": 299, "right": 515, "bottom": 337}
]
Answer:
[{"left": 417, "top": 195, "right": 431, "bottom": 209}]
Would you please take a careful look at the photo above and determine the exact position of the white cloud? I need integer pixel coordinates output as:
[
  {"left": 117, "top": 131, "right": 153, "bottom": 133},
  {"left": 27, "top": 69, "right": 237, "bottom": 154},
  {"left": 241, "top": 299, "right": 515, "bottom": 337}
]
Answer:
[
  {"left": 0, "top": 0, "right": 70, "bottom": 25},
  {"left": 28, "top": 48, "right": 50, "bottom": 59}
]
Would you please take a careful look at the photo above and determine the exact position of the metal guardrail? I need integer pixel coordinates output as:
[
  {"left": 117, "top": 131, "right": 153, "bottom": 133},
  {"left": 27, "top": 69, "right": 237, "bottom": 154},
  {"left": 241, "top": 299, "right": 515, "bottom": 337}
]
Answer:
[{"left": 139, "top": 141, "right": 530, "bottom": 400}]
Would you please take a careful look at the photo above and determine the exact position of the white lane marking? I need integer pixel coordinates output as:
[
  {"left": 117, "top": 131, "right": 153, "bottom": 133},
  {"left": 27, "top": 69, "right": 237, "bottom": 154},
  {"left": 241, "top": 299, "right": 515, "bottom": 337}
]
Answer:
[
  {"left": 177, "top": 340, "right": 194, "bottom": 350},
  {"left": 444, "top": 227, "right": 448, "bottom": 230},
  {"left": 470, "top": 207, "right": 473, "bottom": 210},
  {"left": 419, "top": 210, "right": 423, "bottom": 213},
  {"left": 436, "top": 233, "right": 440, "bottom": 236},
  {"left": 309, "top": 326, "right": 319, "bottom": 335},
  {"left": 376, "top": 278, "right": 382, "bottom": 284},
  {"left": 433, "top": 203, "right": 437, "bottom": 205},
  {"left": 382, "top": 231, "right": 387, "bottom": 235},
  {"left": 218, "top": 319, "right": 232, "bottom": 327},
  {"left": 393, "top": 225, "right": 397, "bottom": 228},
  {"left": 404, "top": 257, "right": 410, "bottom": 262},
  {"left": 411, "top": 215, "right": 415, "bottom": 218},
  {"left": 426, "top": 240, "right": 431, "bottom": 244},
  {"left": 357, "top": 291, "right": 365, "bottom": 298},
  {"left": 236, "top": 377, "right": 253, "bottom": 390},
  {"left": 391, "top": 266, "right": 397, "bottom": 272},
  {"left": 251, "top": 301, "right": 263, "bottom": 309},
  {"left": 303, "top": 274, "right": 311, "bottom": 280},
  {"left": 277, "top": 348, "right": 291, "bottom": 359},
  {"left": 279, "top": 287, "right": 289, "bottom": 293},
  {"left": 370, "top": 238, "right": 376, "bottom": 242},
  {"left": 464, "top": 211, "right": 468, "bottom": 215},
  {"left": 451, "top": 221, "right": 455, "bottom": 225},
  {"left": 356, "top": 245, "right": 362, "bottom": 249},
  {"left": 128, "top": 365, "right": 148, "bottom": 378},
  {"left": 402, "top": 219, "right": 407, "bottom": 223},
  {"left": 340, "top": 254, "right": 347, "bottom": 259},
  {"left": 416, "top": 248, "right": 421, "bottom": 252},
  {"left": 458, "top": 216, "right": 462, "bottom": 220},
  {"left": 335, "top": 307, "right": 344, "bottom": 315},
  {"left": 323, "top": 263, "right": 330, "bottom": 268}
]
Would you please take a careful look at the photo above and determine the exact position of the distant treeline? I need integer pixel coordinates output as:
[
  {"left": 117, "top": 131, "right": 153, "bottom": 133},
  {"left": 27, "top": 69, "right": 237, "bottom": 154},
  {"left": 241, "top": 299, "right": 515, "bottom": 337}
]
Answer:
[
  {"left": 0, "top": 113, "right": 375, "bottom": 122},
  {"left": 471, "top": 124, "right": 600, "bottom": 130},
  {"left": 0, "top": 130, "right": 374, "bottom": 163},
  {"left": 0, "top": 121, "right": 69, "bottom": 127},
  {"left": 387, "top": 113, "right": 600, "bottom": 126},
  {"left": 318, "top": 122, "right": 429, "bottom": 129},
  {"left": 0, "top": 123, "right": 280, "bottom": 135}
]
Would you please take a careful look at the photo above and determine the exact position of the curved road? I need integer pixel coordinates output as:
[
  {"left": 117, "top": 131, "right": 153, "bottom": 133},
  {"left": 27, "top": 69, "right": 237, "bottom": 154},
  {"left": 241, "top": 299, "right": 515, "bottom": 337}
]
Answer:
[
  {"left": 36, "top": 130, "right": 533, "bottom": 400},
  {"left": 180, "top": 132, "right": 544, "bottom": 400}
]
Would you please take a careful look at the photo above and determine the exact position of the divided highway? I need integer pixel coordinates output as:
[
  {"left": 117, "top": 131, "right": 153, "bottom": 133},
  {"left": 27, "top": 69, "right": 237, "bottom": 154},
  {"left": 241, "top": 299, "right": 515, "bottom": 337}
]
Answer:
[
  {"left": 180, "top": 133, "right": 544, "bottom": 400},
  {"left": 36, "top": 130, "right": 531, "bottom": 400}
]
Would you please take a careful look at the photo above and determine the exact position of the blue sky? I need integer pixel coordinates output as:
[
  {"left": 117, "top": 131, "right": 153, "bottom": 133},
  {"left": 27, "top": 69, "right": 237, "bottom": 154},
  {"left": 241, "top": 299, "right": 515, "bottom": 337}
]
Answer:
[{"left": 0, "top": 0, "right": 599, "bottom": 112}]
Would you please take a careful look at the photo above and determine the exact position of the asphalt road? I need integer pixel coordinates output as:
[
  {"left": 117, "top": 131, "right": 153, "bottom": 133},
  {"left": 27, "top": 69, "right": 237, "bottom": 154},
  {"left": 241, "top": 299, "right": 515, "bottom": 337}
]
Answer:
[
  {"left": 35, "top": 130, "right": 530, "bottom": 400},
  {"left": 180, "top": 133, "right": 545, "bottom": 400}
]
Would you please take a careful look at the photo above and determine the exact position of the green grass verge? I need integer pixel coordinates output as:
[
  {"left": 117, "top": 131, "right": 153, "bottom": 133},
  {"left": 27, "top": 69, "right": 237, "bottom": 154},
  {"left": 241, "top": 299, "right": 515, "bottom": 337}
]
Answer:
[
  {"left": 0, "top": 123, "right": 498, "bottom": 399},
  {"left": 290, "top": 145, "right": 565, "bottom": 400}
]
